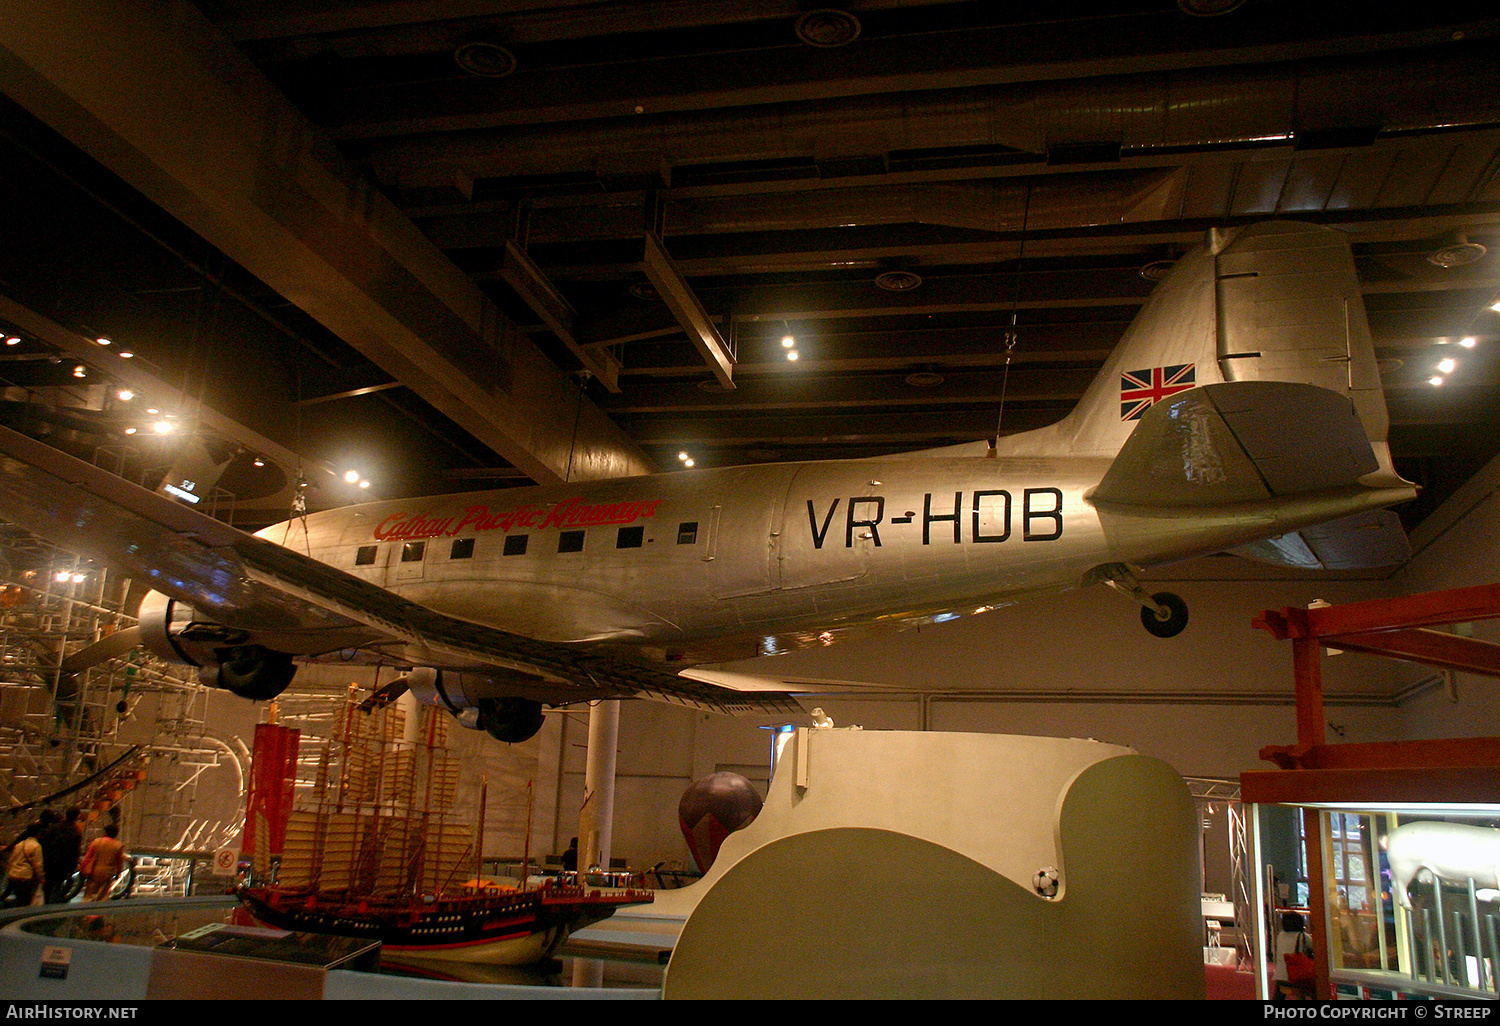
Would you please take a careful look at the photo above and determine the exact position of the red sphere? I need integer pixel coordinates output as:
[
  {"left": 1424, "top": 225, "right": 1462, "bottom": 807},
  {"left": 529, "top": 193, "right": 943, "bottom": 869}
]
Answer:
[{"left": 678, "top": 772, "right": 763, "bottom": 872}]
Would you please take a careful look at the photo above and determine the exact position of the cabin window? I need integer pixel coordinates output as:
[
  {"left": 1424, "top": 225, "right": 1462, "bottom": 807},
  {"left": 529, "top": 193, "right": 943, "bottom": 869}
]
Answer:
[
  {"left": 450, "top": 538, "right": 475, "bottom": 560},
  {"left": 503, "top": 534, "right": 528, "bottom": 556},
  {"left": 677, "top": 522, "right": 698, "bottom": 545},
  {"left": 401, "top": 541, "right": 425, "bottom": 562},
  {"left": 355, "top": 545, "right": 377, "bottom": 566},
  {"left": 616, "top": 526, "right": 644, "bottom": 549},
  {"left": 558, "top": 530, "right": 585, "bottom": 553}
]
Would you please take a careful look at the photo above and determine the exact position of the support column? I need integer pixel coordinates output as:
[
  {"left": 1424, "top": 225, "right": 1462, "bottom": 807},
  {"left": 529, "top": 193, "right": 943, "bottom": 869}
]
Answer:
[{"left": 572, "top": 699, "right": 619, "bottom": 989}]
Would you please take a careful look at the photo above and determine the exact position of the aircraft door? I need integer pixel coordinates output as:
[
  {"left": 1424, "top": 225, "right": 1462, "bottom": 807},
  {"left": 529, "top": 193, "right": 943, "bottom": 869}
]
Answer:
[
  {"left": 391, "top": 539, "right": 428, "bottom": 582},
  {"left": 778, "top": 464, "right": 872, "bottom": 590},
  {"left": 709, "top": 468, "right": 785, "bottom": 598}
]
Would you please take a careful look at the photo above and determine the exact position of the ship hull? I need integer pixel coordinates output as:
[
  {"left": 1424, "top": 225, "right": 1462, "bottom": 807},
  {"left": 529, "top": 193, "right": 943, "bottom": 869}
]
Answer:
[{"left": 239, "top": 885, "right": 647, "bottom": 966}]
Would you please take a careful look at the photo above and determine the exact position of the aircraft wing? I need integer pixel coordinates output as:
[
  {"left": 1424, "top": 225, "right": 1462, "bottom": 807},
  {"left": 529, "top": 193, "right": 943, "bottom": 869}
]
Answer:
[{"left": 0, "top": 424, "right": 802, "bottom": 717}]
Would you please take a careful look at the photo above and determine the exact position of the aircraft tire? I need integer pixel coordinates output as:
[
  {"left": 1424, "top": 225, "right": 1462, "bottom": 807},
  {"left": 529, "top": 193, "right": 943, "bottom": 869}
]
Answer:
[
  {"left": 216, "top": 645, "right": 297, "bottom": 700},
  {"left": 1140, "top": 591, "right": 1189, "bottom": 638},
  {"left": 479, "top": 697, "right": 546, "bottom": 743}
]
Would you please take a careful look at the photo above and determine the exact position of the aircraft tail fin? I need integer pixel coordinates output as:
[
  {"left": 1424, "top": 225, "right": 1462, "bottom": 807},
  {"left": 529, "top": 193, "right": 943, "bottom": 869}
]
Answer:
[{"left": 998, "top": 221, "right": 1393, "bottom": 464}]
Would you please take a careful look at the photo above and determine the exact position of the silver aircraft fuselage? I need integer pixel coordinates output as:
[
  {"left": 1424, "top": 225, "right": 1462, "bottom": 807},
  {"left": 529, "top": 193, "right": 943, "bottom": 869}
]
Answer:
[{"left": 267, "top": 449, "right": 1408, "bottom": 661}]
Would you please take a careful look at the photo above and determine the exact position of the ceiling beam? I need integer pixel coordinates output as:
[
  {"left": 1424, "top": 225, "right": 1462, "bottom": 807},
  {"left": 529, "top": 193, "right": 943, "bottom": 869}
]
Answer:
[
  {"left": 639, "top": 231, "right": 735, "bottom": 389},
  {"left": 497, "top": 240, "right": 621, "bottom": 391},
  {"left": 0, "top": 0, "right": 650, "bottom": 484}
]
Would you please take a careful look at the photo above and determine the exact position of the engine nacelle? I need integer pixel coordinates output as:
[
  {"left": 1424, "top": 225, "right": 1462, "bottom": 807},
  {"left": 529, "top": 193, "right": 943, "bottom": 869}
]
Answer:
[
  {"left": 137, "top": 590, "right": 296, "bottom": 701},
  {"left": 403, "top": 668, "right": 546, "bottom": 743}
]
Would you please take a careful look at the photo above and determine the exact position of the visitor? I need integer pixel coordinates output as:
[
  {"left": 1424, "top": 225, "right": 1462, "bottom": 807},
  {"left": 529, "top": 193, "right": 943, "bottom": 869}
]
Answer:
[
  {"left": 4, "top": 822, "right": 45, "bottom": 906},
  {"left": 80, "top": 823, "right": 127, "bottom": 901},
  {"left": 41, "top": 807, "right": 83, "bottom": 903}
]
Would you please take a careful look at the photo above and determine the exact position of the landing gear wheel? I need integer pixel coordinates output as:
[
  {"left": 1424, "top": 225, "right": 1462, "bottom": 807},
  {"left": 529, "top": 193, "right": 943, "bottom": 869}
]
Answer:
[
  {"left": 477, "top": 697, "right": 546, "bottom": 743},
  {"left": 1140, "top": 591, "right": 1189, "bottom": 638}
]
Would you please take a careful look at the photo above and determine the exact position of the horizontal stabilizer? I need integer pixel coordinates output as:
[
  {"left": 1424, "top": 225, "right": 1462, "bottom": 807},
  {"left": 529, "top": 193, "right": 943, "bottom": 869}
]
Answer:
[
  {"left": 1227, "top": 509, "right": 1411, "bottom": 570},
  {"left": 1091, "top": 381, "right": 1378, "bottom": 508}
]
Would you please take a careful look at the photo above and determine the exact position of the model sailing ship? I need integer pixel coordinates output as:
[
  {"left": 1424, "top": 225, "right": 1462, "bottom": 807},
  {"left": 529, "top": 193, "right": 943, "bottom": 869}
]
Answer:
[{"left": 238, "top": 692, "right": 651, "bottom": 964}]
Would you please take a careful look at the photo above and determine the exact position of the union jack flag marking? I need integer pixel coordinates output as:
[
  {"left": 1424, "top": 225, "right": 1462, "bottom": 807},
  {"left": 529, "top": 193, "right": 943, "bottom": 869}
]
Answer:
[{"left": 1120, "top": 364, "right": 1196, "bottom": 421}]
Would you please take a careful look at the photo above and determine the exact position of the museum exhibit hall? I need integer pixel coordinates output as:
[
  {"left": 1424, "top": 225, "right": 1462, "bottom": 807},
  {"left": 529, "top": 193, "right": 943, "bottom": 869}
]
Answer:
[{"left": 2, "top": 0, "right": 1500, "bottom": 1002}]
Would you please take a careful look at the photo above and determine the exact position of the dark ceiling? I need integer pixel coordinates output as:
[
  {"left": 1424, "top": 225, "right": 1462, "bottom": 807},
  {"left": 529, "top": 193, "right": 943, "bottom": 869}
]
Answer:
[{"left": 1, "top": 1, "right": 1499, "bottom": 536}]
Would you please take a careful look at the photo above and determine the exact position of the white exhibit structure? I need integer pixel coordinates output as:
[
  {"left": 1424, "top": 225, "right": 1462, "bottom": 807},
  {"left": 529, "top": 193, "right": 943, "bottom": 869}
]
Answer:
[{"left": 598, "top": 727, "right": 1204, "bottom": 999}]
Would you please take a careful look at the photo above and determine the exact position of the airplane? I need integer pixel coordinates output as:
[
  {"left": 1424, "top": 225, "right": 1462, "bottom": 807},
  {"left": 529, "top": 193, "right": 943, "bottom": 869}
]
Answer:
[{"left": 0, "top": 220, "right": 1418, "bottom": 743}]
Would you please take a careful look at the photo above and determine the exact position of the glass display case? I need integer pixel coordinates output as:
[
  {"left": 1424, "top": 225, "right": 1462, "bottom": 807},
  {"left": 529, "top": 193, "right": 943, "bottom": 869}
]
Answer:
[{"left": 1252, "top": 799, "right": 1500, "bottom": 1000}]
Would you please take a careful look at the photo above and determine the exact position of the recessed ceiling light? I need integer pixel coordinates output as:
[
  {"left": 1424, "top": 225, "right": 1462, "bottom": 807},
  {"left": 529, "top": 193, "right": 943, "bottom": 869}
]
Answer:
[
  {"left": 1438, "top": 357, "right": 1457, "bottom": 373},
  {"left": 344, "top": 470, "right": 360, "bottom": 484},
  {"left": 787, "top": 350, "right": 799, "bottom": 361},
  {"left": 875, "top": 270, "right": 923, "bottom": 292},
  {"left": 1139, "top": 259, "right": 1177, "bottom": 281},
  {"left": 453, "top": 39, "right": 517, "bottom": 77},
  {"left": 252, "top": 458, "right": 265, "bottom": 468},
  {"left": 781, "top": 335, "right": 795, "bottom": 348},
  {"left": 4, "top": 337, "right": 18, "bottom": 346},
  {"left": 1430, "top": 376, "right": 1445, "bottom": 386},
  {"left": 1460, "top": 337, "right": 1478, "bottom": 348},
  {"left": 152, "top": 420, "right": 172, "bottom": 434},
  {"left": 795, "top": 8, "right": 861, "bottom": 47},
  {"left": 683, "top": 459, "right": 695, "bottom": 468},
  {"left": 117, "top": 389, "right": 133, "bottom": 401},
  {"left": 118, "top": 350, "right": 134, "bottom": 358},
  {"left": 359, "top": 480, "right": 370, "bottom": 489},
  {"left": 72, "top": 365, "right": 86, "bottom": 378},
  {"left": 95, "top": 337, "right": 112, "bottom": 346},
  {"left": 123, "top": 427, "right": 137, "bottom": 435},
  {"left": 1427, "top": 233, "right": 1488, "bottom": 268}
]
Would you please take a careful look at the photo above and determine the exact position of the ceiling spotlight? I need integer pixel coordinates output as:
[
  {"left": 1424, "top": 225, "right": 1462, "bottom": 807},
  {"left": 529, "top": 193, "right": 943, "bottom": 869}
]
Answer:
[
  {"left": 1491, "top": 301, "right": 1500, "bottom": 313},
  {"left": 117, "top": 389, "right": 133, "bottom": 401},
  {"left": 253, "top": 458, "right": 265, "bottom": 468},
  {"left": 781, "top": 335, "right": 796, "bottom": 348},
  {"left": 4, "top": 337, "right": 17, "bottom": 346},
  {"left": 684, "top": 459, "right": 695, "bottom": 468},
  {"left": 71, "top": 573, "right": 85, "bottom": 584},
  {"left": 118, "top": 350, "right": 134, "bottom": 358},
  {"left": 95, "top": 337, "right": 112, "bottom": 346},
  {"left": 344, "top": 470, "right": 360, "bottom": 484},
  {"left": 1427, "top": 233, "right": 1488, "bottom": 269},
  {"left": 1460, "top": 337, "right": 1478, "bottom": 348},
  {"left": 678, "top": 451, "right": 689, "bottom": 461},
  {"left": 123, "top": 427, "right": 137, "bottom": 435},
  {"left": 359, "top": 480, "right": 370, "bottom": 489},
  {"left": 1438, "top": 357, "right": 1457, "bottom": 373},
  {"left": 787, "top": 350, "right": 800, "bottom": 361},
  {"left": 152, "top": 420, "right": 172, "bottom": 434},
  {"left": 54, "top": 571, "right": 70, "bottom": 583},
  {"left": 72, "top": 365, "right": 86, "bottom": 378},
  {"left": 1430, "top": 376, "right": 1445, "bottom": 386}
]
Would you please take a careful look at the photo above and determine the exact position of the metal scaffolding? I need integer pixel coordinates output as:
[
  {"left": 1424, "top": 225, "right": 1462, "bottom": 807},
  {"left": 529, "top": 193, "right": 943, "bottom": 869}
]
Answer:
[{"left": 0, "top": 526, "right": 246, "bottom": 871}]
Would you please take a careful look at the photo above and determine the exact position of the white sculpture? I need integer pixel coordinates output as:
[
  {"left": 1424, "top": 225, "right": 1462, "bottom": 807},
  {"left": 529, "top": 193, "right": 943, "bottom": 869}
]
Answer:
[{"left": 1384, "top": 821, "right": 1500, "bottom": 909}]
